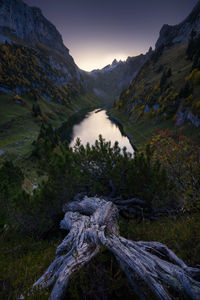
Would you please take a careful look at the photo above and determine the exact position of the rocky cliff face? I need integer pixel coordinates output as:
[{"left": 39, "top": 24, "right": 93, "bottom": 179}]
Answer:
[
  {"left": 0, "top": 0, "right": 83, "bottom": 98},
  {"left": 0, "top": 0, "right": 71, "bottom": 59},
  {"left": 156, "top": 0, "right": 200, "bottom": 49}
]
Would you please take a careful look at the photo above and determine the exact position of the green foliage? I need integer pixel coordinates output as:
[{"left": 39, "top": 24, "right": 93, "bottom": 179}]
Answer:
[
  {"left": 0, "top": 132, "right": 199, "bottom": 298},
  {"left": 67, "top": 248, "right": 137, "bottom": 300},
  {"left": 160, "top": 68, "right": 172, "bottom": 89},
  {"left": 0, "top": 232, "right": 59, "bottom": 299},
  {"left": 1, "top": 134, "right": 173, "bottom": 237},
  {"left": 0, "top": 161, "right": 24, "bottom": 228},
  {"left": 32, "top": 103, "right": 41, "bottom": 117},
  {"left": 120, "top": 212, "right": 200, "bottom": 266},
  {"left": 151, "top": 45, "right": 164, "bottom": 63},
  {"left": 150, "top": 129, "right": 200, "bottom": 211},
  {"left": 186, "top": 33, "right": 200, "bottom": 69},
  {"left": 189, "top": 68, "right": 200, "bottom": 85},
  {"left": 0, "top": 43, "right": 80, "bottom": 104},
  {"left": 32, "top": 122, "right": 60, "bottom": 159},
  {"left": 179, "top": 81, "right": 193, "bottom": 98}
]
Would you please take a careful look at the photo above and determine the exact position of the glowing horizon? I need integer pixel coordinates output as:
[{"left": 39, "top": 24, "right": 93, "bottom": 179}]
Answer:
[
  {"left": 24, "top": 0, "right": 198, "bottom": 72},
  {"left": 71, "top": 52, "right": 131, "bottom": 72}
]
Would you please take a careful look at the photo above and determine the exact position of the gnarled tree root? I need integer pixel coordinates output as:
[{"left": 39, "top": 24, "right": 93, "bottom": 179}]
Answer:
[{"left": 33, "top": 196, "right": 200, "bottom": 300}]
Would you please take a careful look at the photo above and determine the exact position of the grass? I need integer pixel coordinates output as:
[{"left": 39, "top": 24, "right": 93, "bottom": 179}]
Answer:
[
  {"left": 132, "top": 43, "right": 192, "bottom": 100},
  {"left": 0, "top": 230, "right": 62, "bottom": 299},
  {"left": 1, "top": 213, "right": 198, "bottom": 299},
  {"left": 119, "top": 212, "right": 200, "bottom": 267},
  {"left": 0, "top": 91, "right": 100, "bottom": 150},
  {"left": 110, "top": 42, "right": 200, "bottom": 149},
  {"left": 0, "top": 89, "right": 102, "bottom": 298},
  {"left": 66, "top": 213, "right": 200, "bottom": 299},
  {"left": 110, "top": 108, "right": 200, "bottom": 150},
  {"left": 0, "top": 90, "right": 101, "bottom": 193},
  {"left": 0, "top": 90, "right": 100, "bottom": 161}
]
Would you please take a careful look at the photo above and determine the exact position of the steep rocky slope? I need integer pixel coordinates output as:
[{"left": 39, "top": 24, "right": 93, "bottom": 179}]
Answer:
[
  {"left": 0, "top": 0, "right": 83, "bottom": 99},
  {"left": 0, "top": 0, "right": 74, "bottom": 61},
  {"left": 156, "top": 0, "right": 200, "bottom": 49},
  {"left": 114, "top": 1, "right": 200, "bottom": 129}
]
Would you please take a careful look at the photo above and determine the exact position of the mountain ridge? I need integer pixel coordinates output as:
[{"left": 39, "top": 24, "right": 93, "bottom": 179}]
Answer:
[
  {"left": 156, "top": 0, "right": 200, "bottom": 49},
  {"left": 0, "top": 0, "right": 71, "bottom": 60}
]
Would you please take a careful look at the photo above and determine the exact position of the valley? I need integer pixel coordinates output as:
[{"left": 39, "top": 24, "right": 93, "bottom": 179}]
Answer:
[{"left": 0, "top": 0, "right": 200, "bottom": 299}]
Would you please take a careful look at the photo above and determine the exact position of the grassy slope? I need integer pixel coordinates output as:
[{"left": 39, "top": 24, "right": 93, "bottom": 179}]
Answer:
[
  {"left": 0, "top": 91, "right": 100, "bottom": 188},
  {"left": 110, "top": 108, "right": 199, "bottom": 150},
  {"left": 131, "top": 43, "right": 192, "bottom": 100},
  {"left": 110, "top": 42, "right": 200, "bottom": 149},
  {"left": 0, "top": 91, "right": 100, "bottom": 158}
]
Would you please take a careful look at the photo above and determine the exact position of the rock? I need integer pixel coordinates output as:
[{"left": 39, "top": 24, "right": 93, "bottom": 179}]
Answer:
[
  {"left": 187, "top": 111, "right": 200, "bottom": 127},
  {"left": 0, "top": 0, "right": 82, "bottom": 89},
  {"left": 0, "top": 87, "right": 13, "bottom": 94},
  {"left": 153, "top": 103, "right": 159, "bottom": 110},
  {"left": 0, "top": 0, "right": 71, "bottom": 60},
  {"left": 176, "top": 108, "right": 200, "bottom": 127},
  {"left": 0, "top": 150, "right": 5, "bottom": 156},
  {"left": 156, "top": 1, "right": 200, "bottom": 49},
  {"left": 15, "top": 99, "right": 23, "bottom": 105},
  {"left": 144, "top": 105, "right": 150, "bottom": 113}
]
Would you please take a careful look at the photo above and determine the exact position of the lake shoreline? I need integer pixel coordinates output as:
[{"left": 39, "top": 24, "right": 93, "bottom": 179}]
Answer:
[{"left": 58, "top": 107, "right": 135, "bottom": 153}]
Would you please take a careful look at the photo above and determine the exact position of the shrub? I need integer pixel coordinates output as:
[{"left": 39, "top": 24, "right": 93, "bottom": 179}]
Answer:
[
  {"left": 7, "top": 134, "right": 175, "bottom": 237},
  {"left": 0, "top": 161, "right": 24, "bottom": 228},
  {"left": 150, "top": 130, "right": 200, "bottom": 211}
]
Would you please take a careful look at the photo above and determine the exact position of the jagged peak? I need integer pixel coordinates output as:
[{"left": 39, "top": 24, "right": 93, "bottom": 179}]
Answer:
[
  {"left": 156, "top": 1, "right": 200, "bottom": 49},
  {"left": 112, "top": 59, "right": 118, "bottom": 65}
]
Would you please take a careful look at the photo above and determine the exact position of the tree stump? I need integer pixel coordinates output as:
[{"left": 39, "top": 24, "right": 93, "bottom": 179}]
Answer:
[{"left": 33, "top": 196, "right": 200, "bottom": 300}]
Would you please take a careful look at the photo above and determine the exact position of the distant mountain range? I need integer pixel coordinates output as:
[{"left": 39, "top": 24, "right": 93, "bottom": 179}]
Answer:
[
  {"left": 85, "top": 48, "right": 153, "bottom": 105},
  {"left": 0, "top": 0, "right": 151, "bottom": 104},
  {"left": 1, "top": 0, "right": 200, "bottom": 130}
]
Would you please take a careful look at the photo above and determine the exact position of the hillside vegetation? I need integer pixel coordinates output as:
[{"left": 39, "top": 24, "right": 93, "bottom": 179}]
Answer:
[
  {"left": 0, "top": 42, "right": 101, "bottom": 163},
  {"left": 113, "top": 34, "right": 200, "bottom": 148},
  {"left": 0, "top": 1, "right": 200, "bottom": 299},
  {"left": 0, "top": 131, "right": 200, "bottom": 299}
]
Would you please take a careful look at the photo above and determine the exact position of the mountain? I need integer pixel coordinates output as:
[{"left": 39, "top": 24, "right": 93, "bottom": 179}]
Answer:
[
  {"left": 0, "top": 0, "right": 83, "bottom": 99},
  {"left": 86, "top": 48, "right": 153, "bottom": 105},
  {"left": 156, "top": 1, "right": 200, "bottom": 49},
  {"left": 0, "top": 0, "right": 71, "bottom": 59},
  {"left": 0, "top": 0, "right": 98, "bottom": 157},
  {"left": 114, "top": 1, "right": 200, "bottom": 130}
]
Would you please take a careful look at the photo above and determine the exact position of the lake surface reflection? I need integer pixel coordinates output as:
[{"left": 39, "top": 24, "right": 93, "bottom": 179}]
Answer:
[{"left": 69, "top": 109, "right": 133, "bottom": 154}]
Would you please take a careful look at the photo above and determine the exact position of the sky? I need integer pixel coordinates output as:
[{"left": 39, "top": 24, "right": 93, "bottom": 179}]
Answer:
[{"left": 24, "top": 0, "right": 198, "bottom": 71}]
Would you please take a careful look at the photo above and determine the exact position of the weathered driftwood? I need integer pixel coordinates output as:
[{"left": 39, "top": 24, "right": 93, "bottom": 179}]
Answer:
[{"left": 33, "top": 196, "right": 200, "bottom": 300}]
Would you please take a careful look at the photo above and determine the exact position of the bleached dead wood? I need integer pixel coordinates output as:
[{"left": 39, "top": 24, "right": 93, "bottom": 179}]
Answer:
[{"left": 33, "top": 196, "right": 200, "bottom": 300}]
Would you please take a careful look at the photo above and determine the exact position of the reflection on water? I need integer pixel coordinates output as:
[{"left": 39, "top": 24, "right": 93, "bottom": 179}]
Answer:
[{"left": 70, "top": 109, "right": 133, "bottom": 154}]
